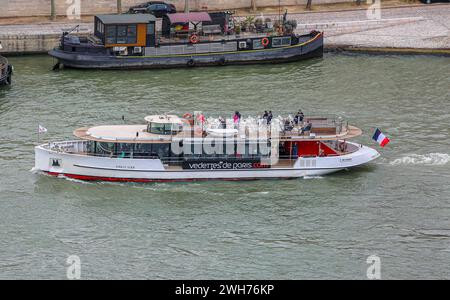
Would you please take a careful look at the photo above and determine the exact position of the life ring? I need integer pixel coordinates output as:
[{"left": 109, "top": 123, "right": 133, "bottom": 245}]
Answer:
[
  {"left": 190, "top": 34, "right": 199, "bottom": 44},
  {"left": 261, "top": 37, "right": 270, "bottom": 47},
  {"left": 183, "top": 113, "right": 193, "bottom": 119}
]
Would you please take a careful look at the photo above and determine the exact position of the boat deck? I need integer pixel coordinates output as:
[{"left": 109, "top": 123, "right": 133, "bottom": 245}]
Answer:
[{"left": 73, "top": 124, "right": 362, "bottom": 144}]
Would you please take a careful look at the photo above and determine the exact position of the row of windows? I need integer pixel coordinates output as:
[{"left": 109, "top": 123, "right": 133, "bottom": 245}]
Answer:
[
  {"left": 246, "top": 37, "right": 292, "bottom": 50},
  {"left": 105, "top": 25, "right": 137, "bottom": 44},
  {"left": 271, "top": 37, "right": 292, "bottom": 47},
  {"left": 148, "top": 123, "right": 182, "bottom": 135},
  {"left": 87, "top": 141, "right": 271, "bottom": 158},
  {"left": 96, "top": 22, "right": 105, "bottom": 34}
]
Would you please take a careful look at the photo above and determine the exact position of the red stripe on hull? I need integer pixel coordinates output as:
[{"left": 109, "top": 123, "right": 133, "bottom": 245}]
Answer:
[{"left": 45, "top": 172, "right": 298, "bottom": 183}]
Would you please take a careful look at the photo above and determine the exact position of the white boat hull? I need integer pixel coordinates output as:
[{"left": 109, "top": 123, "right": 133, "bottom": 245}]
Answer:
[{"left": 34, "top": 141, "right": 380, "bottom": 182}]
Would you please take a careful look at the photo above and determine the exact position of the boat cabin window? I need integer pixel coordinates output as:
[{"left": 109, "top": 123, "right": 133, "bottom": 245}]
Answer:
[
  {"left": 86, "top": 141, "right": 171, "bottom": 158},
  {"left": 182, "top": 141, "right": 271, "bottom": 158},
  {"left": 105, "top": 25, "right": 137, "bottom": 45},
  {"left": 253, "top": 39, "right": 265, "bottom": 49},
  {"left": 148, "top": 122, "right": 181, "bottom": 135},
  {"left": 96, "top": 142, "right": 115, "bottom": 155},
  {"left": 147, "top": 23, "right": 155, "bottom": 34},
  {"left": 96, "top": 22, "right": 105, "bottom": 34},
  {"left": 272, "top": 37, "right": 291, "bottom": 47}
]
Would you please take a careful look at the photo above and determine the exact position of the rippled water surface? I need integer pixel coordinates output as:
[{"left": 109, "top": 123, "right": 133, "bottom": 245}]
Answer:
[{"left": 0, "top": 54, "right": 449, "bottom": 279}]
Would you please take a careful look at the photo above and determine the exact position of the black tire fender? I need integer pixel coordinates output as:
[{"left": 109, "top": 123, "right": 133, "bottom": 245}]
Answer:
[
  {"left": 187, "top": 59, "right": 195, "bottom": 67},
  {"left": 218, "top": 57, "right": 226, "bottom": 66}
]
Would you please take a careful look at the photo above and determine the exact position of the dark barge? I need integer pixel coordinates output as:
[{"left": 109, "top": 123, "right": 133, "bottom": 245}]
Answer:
[
  {"left": 0, "top": 55, "right": 13, "bottom": 85},
  {"left": 49, "top": 13, "right": 323, "bottom": 70}
]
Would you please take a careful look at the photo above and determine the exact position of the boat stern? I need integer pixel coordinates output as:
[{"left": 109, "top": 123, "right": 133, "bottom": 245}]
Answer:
[{"left": 343, "top": 143, "right": 380, "bottom": 168}]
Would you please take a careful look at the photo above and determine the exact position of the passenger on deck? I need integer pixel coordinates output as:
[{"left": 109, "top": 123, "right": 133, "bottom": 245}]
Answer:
[
  {"left": 294, "top": 110, "right": 304, "bottom": 125},
  {"left": 267, "top": 111, "right": 273, "bottom": 124},
  {"left": 219, "top": 116, "right": 226, "bottom": 129},
  {"left": 284, "top": 119, "right": 293, "bottom": 131},
  {"left": 292, "top": 143, "right": 298, "bottom": 158},
  {"left": 300, "top": 121, "right": 312, "bottom": 135},
  {"left": 233, "top": 111, "right": 241, "bottom": 125}
]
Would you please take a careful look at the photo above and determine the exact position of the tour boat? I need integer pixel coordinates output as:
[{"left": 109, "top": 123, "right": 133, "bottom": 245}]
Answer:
[
  {"left": 34, "top": 113, "right": 380, "bottom": 182},
  {"left": 49, "top": 13, "right": 323, "bottom": 70}
]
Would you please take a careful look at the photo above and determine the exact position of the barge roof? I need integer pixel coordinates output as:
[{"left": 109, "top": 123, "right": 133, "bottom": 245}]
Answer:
[
  {"left": 167, "top": 12, "right": 212, "bottom": 24},
  {"left": 96, "top": 14, "right": 156, "bottom": 24}
]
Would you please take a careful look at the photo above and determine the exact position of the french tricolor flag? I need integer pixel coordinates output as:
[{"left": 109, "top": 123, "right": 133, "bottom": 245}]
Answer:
[{"left": 372, "top": 128, "right": 390, "bottom": 147}]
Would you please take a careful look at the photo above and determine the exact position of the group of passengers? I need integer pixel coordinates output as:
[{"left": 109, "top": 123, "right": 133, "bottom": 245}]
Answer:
[
  {"left": 262, "top": 111, "right": 274, "bottom": 124},
  {"left": 283, "top": 110, "right": 311, "bottom": 135},
  {"left": 217, "top": 111, "right": 241, "bottom": 129},
  {"left": 293, "top": 110, "right": 304, "bottom": 125},
  {"left": 217, "top": 110, "right": 311, "bottom": 134}
]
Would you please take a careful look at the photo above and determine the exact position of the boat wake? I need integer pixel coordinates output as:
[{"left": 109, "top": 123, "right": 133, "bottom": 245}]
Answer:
[
  {"left": 58, "top": 176, "right": 93, "bottom": 184},
  {"left": 30, "top": 168, "right": 92, "bottom": 184},
  {"left": 390, "top": 153, "right": 450, "bottom": 166},
  {"left": 29, "top": 167, "right": 40, "bottom": 174}
]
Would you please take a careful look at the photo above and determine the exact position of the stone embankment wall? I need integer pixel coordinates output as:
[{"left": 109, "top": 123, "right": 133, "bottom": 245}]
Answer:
[{"left": 0, "top": 0, "right": 354, "bottom": 18}]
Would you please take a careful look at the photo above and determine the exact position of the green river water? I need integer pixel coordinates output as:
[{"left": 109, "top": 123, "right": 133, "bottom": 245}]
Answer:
[{"left": 0, "top": 53, "right": 449, "bottom": 279}]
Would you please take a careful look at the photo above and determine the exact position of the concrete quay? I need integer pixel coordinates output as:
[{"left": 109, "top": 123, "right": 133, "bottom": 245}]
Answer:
[{"left": 0, "top": 4, "right": 448, "bottom": 56}]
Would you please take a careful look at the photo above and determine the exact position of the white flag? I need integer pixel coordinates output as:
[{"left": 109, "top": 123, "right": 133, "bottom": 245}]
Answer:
[{"left": 38, "top": 125, "right": 48, "bottom": 134}]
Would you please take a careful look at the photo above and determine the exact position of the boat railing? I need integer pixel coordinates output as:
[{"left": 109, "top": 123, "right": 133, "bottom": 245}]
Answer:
[
  {"left": 189, "top": 113, "right": 349, "bottom": 137},
  {"left": 159, "top": 31, "right": 271, "bottom": 44},
  {"left": 145, "top": 40, "right": 239, "bottom": 56}
]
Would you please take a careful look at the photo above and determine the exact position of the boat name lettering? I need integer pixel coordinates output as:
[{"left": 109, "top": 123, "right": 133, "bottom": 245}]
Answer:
[
  {"left": 182, "top": 160, "right": 270, "bottom": 170},
  {"left": 116, "top": 165, "right": 136, "bottom": 169},
  {"left": 340, "top": 158, "right": 352, "bottom": 162}
]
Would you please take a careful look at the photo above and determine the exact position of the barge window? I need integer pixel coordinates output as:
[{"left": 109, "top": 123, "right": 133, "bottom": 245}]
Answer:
[
  {"left": 106, "top": 26, "right": 117, "bottom": 44},
  {"left": 96, "top": 22, "right": 105, "bottom": 35},
  {"left": 117, "top": 26, "right": 128, "bottom": 44},
  {"left": 252, "top": 39, "right": 264, "bottom": 49},
  {"left": 105, "top": 25, "right": 137, "bottom": 45},
  {"left": 147, "top": 23, "right": 155, "bottom": 34},
  {"left": 272, "top": 37, "right": 291, "bottom": 47},
  {"left": 127, "top": 25, "right": 137, "bottom": 44}
]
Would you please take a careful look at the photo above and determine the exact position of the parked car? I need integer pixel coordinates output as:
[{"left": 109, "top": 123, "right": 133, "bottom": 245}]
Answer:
[
  {"left": 128, "top": 1, "right": 176, "bottom": 18},
  {"left": 420, "top": 0, "right": 449, "bottom": 3}
]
